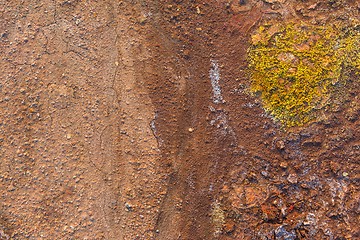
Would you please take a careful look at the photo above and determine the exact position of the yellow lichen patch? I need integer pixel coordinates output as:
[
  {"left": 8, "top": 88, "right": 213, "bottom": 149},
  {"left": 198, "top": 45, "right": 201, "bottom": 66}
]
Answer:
[
  {"left": 340, "top": 27, "right": 360, "bottom": 71},
  {"left": 248, "top": 21, "right": 360, "bottom": 127}
]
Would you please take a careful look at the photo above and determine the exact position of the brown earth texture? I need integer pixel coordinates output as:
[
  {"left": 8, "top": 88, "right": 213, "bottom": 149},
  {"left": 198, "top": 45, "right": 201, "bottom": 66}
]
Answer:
[{"left": 0, "top": 0, "right": 359, "bottom": 239}]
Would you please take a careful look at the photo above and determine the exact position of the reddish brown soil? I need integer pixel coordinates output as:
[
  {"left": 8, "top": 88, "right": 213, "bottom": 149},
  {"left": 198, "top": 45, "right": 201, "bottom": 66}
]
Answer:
[{"left": 0, "top": 1, "right": 359, "bottom": 240}]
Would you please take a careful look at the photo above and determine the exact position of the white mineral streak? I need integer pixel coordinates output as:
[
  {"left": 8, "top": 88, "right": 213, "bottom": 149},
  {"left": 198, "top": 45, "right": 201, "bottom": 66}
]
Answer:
[
  {"left": 150, "top": 113, "right": 163, "bottom": 148},
  {"left": 209, "top": 59, "right": 224, "bottom": 104}
]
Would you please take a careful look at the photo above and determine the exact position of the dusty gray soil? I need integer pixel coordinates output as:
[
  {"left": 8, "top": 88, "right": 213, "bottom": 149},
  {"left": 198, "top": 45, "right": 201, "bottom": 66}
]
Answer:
[{"left": 0, "top": 0, "right": 359, "bottom": 239}]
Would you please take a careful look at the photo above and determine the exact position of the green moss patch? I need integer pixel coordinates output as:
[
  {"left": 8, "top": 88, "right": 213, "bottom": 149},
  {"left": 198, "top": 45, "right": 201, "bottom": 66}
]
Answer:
[{"left": 248, "top": 22, "right": 360, "bottom": 127}]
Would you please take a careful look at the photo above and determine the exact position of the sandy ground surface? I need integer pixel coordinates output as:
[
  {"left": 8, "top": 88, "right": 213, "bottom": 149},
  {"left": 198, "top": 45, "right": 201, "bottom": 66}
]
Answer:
[{"left": 0, "top": 0, "right": 359, "bottom": 239}]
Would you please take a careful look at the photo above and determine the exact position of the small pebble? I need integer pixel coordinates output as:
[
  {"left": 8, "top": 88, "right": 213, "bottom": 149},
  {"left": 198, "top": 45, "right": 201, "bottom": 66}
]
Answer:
[
  {"left": 280, "top": 161, "right": 288, "bottom": 169},
  {"left": 287, "top": 173, "right": 298, "bottom": 184}
]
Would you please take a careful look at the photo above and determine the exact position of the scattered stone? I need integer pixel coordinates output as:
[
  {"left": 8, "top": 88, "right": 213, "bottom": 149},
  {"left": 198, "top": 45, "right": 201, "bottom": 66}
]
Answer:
[
  {"left": 280, "top": 161, "right": 288, "bottom": 169},
  {"left": 261, "top": 204, "right": 280, "bottom": 222},
  {"left": 182, "top": 49, "right": 190, "bottom": 59},
  {"left": 308, "top": 3, "right": 319, "bottom": 10},
  {"left": 330, "top": 161, "right": 341, "bottom": 174},
  {"left": 287, "top": 173, "right": 298, "bottom": 184},
  {"left": 223, "top": 220, "right": 235, "bottom": 233},
  {"left": 263, "top": 0, "right": 287, "bottom": 3},
  {"left": 125, "top": 203, "right": 133, "bottom": 212},
  {"left": 261, "top": 171, "right": 269, "bottom": 177},
  {"left": 277, "top": 52, "right": 297, "bottom": 63},
  {"left": 230, "top": 2, "right": 252, "bottom": 13},
  {"left": 276, "top": 140, "right": 285, "bottom": 150},
  {"left": 196, "top": 6, "right": 201, "bottom": 14},
  {"left": 275, "top": 225, "right": 296, "bottom": 240},
  {"left": 221, "top": 185, "right": 230, "bottom": 194}
]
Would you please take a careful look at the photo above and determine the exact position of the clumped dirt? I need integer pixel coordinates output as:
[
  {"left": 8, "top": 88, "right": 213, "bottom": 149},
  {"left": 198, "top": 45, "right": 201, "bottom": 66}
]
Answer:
[{"left": 0, "top": 0, "right": 359, "bottom": 240}]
